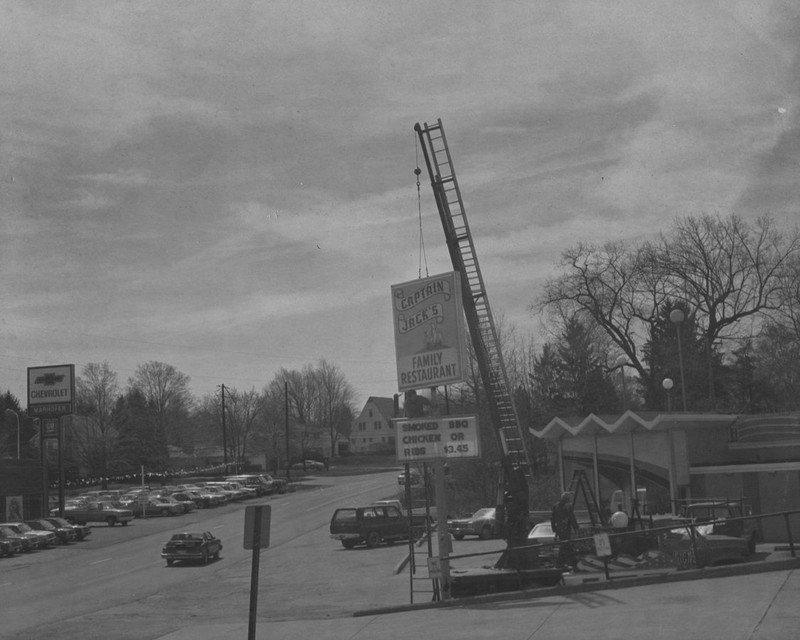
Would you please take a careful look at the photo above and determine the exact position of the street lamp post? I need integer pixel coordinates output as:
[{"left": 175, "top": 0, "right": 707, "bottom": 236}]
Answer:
[
  {"left": 669, "top": 309, "right": 688, "bottom": 411},
  {"left": 662, "top": 378, "right": 674, "bottom": 412},
  {"left": 4, "top": 409, "right": 20, "bottom": 459},
  {"left": 615, "top": 356, "right": 628, "bottom": 412}
]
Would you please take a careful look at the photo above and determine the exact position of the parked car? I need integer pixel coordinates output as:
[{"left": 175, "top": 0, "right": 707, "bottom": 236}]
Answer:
[
  {"left": 56, "top": 501, "right": 134, "bottom": 526},
  {"left": 397, "top": 468, "right": 421, "bottom": 485},
  {"left": 164, "top": 494, "right": 197, "bottom": 514},
  {"left": 0, "top": 526, "right": 34, "bottom": 552},
  {"left": 448, "top": 508, "right": 497, "bottom": 540},
  {"left": 171, "top": 491, "right": 207, "bottom": 510},
  {"left": 199, "top": 486, "right": 231, "bottom": 504},
  {"left": 46, "top": 517, "right": 91, "bottom": 541},
  {"left": 678, "top": 499, "right": 759, "bottom": 553},
  {"left": 161, "top": 531, "right": 223, "bottom": 566},
  {"left": 187, "top": 488, "right": 225, "bottom": 508},
  {"left": 292, "top": 459, "right": 326, "bottom": 471},
  {"left": 224, "top": 481, "right": 258, "bottom": 499},
  {"left": 527, "top": 521, "right": 557, "bottom": 561},
  {"left": 25, "top": 518, "right": 75, "bottom": 544},
  {"left": 658, "top": 523, "right": 751, "bottom": 569},
  {"left": 2, "top": 522, "right": 56, "bottom": 548},
  {"left": 226, "top": 474, "right": 287, "bottom": 495},
  {"left": 149, "top": 497, "right": 185, "bottom": 517},
  {"left": 0, "top": 532, "right": 23, "bottom": 556}
]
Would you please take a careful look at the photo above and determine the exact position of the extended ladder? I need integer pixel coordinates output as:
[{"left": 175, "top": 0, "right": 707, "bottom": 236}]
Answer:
[
  {"left": 568, "top": 469, "right": 604, "bottom": 528},
  {"left": 414, "top": 119, "right": 531, "bottom": 473}
]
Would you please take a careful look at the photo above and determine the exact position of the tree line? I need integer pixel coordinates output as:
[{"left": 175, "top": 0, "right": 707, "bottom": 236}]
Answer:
[{"left": 0, "top": 359, "right": 355, "bottom": 481}]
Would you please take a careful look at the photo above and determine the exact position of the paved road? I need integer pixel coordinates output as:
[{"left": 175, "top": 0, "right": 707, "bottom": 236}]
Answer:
[
  {"left": 3, "top": 470, "right": 797, "bottom": 640},
  {"left": 0, "top": 470, "right": 402, "bottom": 639}
]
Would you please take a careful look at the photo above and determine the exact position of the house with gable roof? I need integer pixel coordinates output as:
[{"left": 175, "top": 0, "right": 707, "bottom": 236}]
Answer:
[{"left": 350, "top": 396, "right": 396, "bottom": 454}]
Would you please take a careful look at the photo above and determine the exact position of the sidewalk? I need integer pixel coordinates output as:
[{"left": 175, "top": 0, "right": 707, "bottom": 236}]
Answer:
[{"left": 159, "top": 547, "right": 800, "bottom": 640}]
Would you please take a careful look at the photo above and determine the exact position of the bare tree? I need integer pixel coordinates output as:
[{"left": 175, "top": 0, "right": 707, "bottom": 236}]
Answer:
[
  {"left": 129, "top": 361, "right": 193, "bottom": 462},
  {"left": 312, "top": 359, "right": 355, "bottom": 458},
  {"left": 538, "top": 240, "right": 669, "bottom": 383},
  {"left": 221, "top": 387, "right": 264, "bottom": 472},
  {"left": 652, "top": 214, "right": 800, "bottom": 405},
  {"left": 74, "top": 362, "right": 120, "bottom": 483}
]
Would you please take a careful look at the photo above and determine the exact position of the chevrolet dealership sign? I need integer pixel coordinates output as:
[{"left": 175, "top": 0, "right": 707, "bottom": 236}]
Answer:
[{"left": 28, "top": 364, "right": 74, "bottom": 417}]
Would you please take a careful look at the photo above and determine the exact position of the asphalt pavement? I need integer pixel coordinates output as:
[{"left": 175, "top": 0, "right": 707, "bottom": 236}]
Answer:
[{"left": 158, "top": 545, "right": 800, "bottom": 640}]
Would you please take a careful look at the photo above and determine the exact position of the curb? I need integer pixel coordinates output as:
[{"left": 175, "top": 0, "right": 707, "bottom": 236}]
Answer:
[{"left": 354, "top": 556, "right": 800, "bottom": 618}]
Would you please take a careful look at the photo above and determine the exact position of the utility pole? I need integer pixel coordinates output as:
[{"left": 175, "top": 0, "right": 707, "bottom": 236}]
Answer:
[
  {"left": 284, "top": 380, "right": 291, "bottom": 483},
  {"left": 220, "top": 384, "right": 229, "bottom": 472}
]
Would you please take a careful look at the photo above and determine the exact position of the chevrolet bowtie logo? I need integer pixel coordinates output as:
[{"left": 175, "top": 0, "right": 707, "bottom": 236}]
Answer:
[{"left": 35, "top": 373, "right": 65, "bottom": 386}]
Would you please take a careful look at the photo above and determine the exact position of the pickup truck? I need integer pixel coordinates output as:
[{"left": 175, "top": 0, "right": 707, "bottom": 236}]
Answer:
[
  {"left": 330, "top": 504, "right": 429, "bottom": 549},
  {"left": 677, "top": 499, "right": 759, "bottom": 552},
  {"left": 55, "top": 501, "right": 134, "bottom": 527}
]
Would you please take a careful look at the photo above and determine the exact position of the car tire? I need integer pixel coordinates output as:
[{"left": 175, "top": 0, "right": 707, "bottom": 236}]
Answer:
[
  {"left": 748, "top": 532, "right": 757, "bottom": 554},
  {"left": 202, "top": 550, "right": 209, "bottom": 565},
  {"left": 479, "top": 525, "right": 493, "bottom": 540},
  {"left": 366, "top": 531, "right": 381, "bottom": 548},
  {"left": 106, "top": 516, "right": 117, "bottom": 527},
  {"left": 214, "top": 549, "right": 220, "bottom": 560},
  {"left": 342, "top": 540, "right": 356, "bottom": 549},
  {"left": 121, "top": 521, "right": 128, "bottom": 526},
  {"left": 453, "top": 533, "right": 464, "bottom": 540},
  {"left": 166, "top": 558, "right": 174, "bottom": 566},
  {"left": 161, "top": 509, "right": 170, "bottom": 517}
]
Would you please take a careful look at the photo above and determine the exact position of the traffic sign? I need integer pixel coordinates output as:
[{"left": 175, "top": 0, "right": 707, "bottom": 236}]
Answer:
[{"left": 243, "top": 505, "right": 271, "bottom": 549}]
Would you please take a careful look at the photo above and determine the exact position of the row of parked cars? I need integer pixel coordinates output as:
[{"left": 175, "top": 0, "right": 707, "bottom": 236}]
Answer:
[
  {"left": 0, "top": 517, "right": 92, "bottom": 556},
  {"left": 51, "top": 474, "right": 287, "bottom": 526}
]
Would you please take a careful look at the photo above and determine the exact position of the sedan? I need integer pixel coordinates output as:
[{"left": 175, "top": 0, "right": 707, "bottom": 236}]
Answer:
[
  {"left": 527, "top": 521, "right": 557, "bottom": 561},
  {"left": 0, "top": 534, "right": 23, "bottom": 556},
  {"left": 3, "top": 522, "right": 57, "bottom": 548},
  {"left": 161, "top": 531, "right": 222, "bottom": 566},
  {"left": 46, "top": 517, "right": 91, "bottom": 541},
  {"left": 448, "top": 508, "right": 497, "bottom": 540},
  {"left": 25, "top": 519, "right": 75, "bottom": 544},
  {"left": 0, "top": 526, "right": 33, "bottom": 552}
]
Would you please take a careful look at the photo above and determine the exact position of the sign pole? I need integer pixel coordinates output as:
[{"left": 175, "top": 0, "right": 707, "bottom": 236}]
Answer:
[
  {"left": 433, "top": 458, "right": 452, "bottom": 600},
  {"left": 243, "top": 505, "right": 270, "bottom": 640},
  {"left": 57, "top": 417, "right": 65, "bottom": 518}
]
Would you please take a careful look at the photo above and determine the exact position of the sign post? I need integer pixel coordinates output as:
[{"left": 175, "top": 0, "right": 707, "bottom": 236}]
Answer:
[
  {"left": 243, "top": 505, "right": 271, "bottom": 640},
  {"left": 29, "top": 365, "right": 74, "bottom": 518}
]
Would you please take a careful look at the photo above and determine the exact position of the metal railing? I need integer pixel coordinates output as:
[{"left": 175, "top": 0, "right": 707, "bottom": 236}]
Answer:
[{"left": 446, "top": 508, "right": 800, "bottom": 572}]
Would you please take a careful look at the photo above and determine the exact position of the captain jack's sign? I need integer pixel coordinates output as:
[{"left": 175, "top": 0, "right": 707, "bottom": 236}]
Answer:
[{"left": 391, "top": 272, "right": 468, "bottom": 392}]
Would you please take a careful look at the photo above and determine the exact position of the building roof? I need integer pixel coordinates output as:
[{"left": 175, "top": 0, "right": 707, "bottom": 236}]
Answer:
[
  {"left": 531, "top": 410, "right": 738, "bottom": 439},
  {"left": 363, "top": 396, "right": 395, "bottom": 420}
]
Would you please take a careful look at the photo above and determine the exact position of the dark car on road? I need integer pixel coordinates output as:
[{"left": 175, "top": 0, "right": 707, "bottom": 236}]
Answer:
[{"left": 161, "top": 531, "right": 222, "bottom": 566}]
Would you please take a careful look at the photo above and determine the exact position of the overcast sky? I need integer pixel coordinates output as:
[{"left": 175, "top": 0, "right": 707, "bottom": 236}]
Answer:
[{"left": 2, "top": 1, "right": 799, "bottom": 408}]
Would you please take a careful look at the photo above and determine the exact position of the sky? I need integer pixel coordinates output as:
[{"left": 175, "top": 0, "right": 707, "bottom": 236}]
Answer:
[{"left": 2, "top": 1, "right": 799, "bottom": 410}]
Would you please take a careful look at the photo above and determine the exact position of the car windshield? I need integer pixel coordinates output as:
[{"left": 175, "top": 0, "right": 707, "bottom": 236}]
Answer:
[
  {"left": 14, "top": 523, "right": 32, "bottom": 533},
  {"left": 472, "top": 509, "right": 494, "bottom": 519},
  {"left": 50, "top": 518, "right": 71, "bottom": 527},
  {"left": 532, "top": 523, "right": 553, "bottom": 534}
]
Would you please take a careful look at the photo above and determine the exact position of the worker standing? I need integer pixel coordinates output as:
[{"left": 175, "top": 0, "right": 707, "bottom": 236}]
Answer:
[{"left": 551, "top": 491, "right": 579, "bottom": 570}]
